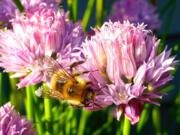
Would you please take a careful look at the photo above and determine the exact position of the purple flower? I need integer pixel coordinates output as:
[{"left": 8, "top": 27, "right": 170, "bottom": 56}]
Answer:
[
  {"left": 109, "top": 0, "right": 160, "bottom": 31},
  {"left": 0, "top": 102, "right": 36, "bottom": 135},
  {"left": 0, "top": 0, "right": 17, "bottom": 28},
  {"left": 81, "top": 21, "right": 176, "bottom": 124},
  {"left": 20, "top": 0, "right": 60, "bottom": 10},
  {"left": 0, "top": 3, "right": 84, "bottom": 88},
  {"left": 0, "top": 0, "right": 61, "bottom": 29}
]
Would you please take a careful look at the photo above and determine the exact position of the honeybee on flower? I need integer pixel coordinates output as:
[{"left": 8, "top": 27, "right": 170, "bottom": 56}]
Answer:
[
  {"left": 79, "top": 21, "right": 177, "bottom": 124},
  {"left": 0, "top": 3, "right": 84, "bottom": 88},
  {"left": 35, "top": 57, "right": 97, "bottom": 108},
  {"left": 0, "top": 1, "right": 110, "bottom": 110}
]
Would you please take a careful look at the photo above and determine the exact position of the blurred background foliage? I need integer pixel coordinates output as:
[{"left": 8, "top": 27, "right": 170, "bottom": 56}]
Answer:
[{"left": 0, "top": 0, "right": 180, "bottom": 135}]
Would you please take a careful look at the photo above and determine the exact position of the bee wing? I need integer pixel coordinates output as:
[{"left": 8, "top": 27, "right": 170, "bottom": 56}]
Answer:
[
  {"left": 35, "top": 86, "right": 64, "bottom": 100},
  {"left": 43, "top": 56, "right": 75, "bottom": 81}
]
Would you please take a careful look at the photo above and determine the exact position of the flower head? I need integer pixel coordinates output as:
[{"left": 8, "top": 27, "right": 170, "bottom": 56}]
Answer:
[
  {"left": 0, "top": 0, "right": 61, "bottom": 29},
  {"left": 81, "top": 21, "right": 176, "bottom": 124},
  {"left": 109, "top": 0, "right": 160, "bottom": 31},
  {"left": 0, "top": 102, "right": 36, "bottom": 135},
  {"left": 0, "top": 3, "right": 84, "bottom": 88},
  {"left": 0, "top": 0, "right": 17, "bottom": 28},
  {"left": 21, "top": 0, "right": 61, "bottom": 10}
]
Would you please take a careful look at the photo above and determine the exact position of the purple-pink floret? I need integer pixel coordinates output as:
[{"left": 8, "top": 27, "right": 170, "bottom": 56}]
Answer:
[
  {"left": 0, "top": 0, "right": 17, "bottom": 28},
  {"left": 81, "top": 21, "right": 176, "bottom": 124},
  {"left": 0, "top": 0, "right": 61, "bottom": 29},
  {"left": 109, "top": 0, "right": 160, "bottom": 31},
  {"left": 0, "top": 3, "right": 84, "bottom": 88},
  {"left": 21, "top": 0, "right": 61, "bottom": 10},
  {"left": 0, "top": 102, "right": 36, "bottom": 135}
]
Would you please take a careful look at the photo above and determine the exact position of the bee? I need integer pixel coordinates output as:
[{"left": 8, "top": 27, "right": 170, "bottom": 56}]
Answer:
[{"left": 36, "top": 57, "right": 96, "bottom": 108}]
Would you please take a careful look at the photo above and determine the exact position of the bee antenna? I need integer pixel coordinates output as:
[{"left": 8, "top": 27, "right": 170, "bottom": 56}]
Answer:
[
  {"left": 73, "top": 69, "right": 99, "bottom": 77},
  {"left": 70, "top": 60, "right": 85, "bottom": 71}
]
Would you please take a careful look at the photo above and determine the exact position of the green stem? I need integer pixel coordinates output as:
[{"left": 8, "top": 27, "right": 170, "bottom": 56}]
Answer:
[
  {"left": 66, "top": 107, "right": 78, "bottom": 135},
  {"left": 65, "top": 107, "right": 73, "bottom": 135},
  {"left": 96, "top": 0, "right": 103, "bottom": 26},
  {"left": 31, "top": 84, "right": 43, "bottom": 135},
  {"left": 9, "top": 76, "right": 17, "bottom": 90},
  {"left": 9, "top": 77, "right": 18, "bottom": 108},
  {"left": 82, "top": 0, "right": 95, "bottom": 31},
  {"left": 72, "top": 0, "right": 78, "bottom": 21},
  {"left": 67, "top": 0, "right": 73, "bottom": 19},
  {"left": 78, "top": 110, "right": 90, "bottom": 135},
  {"left": 14, "top": 0, "right": 24, "bottom": 12},
  {"left": 58, "top": 103, "right": 67, "bottom": 135},
  {"left": 123, "top": 116, "right": 131, "bottom": 135},
  {"left": 137, "top": 104, "right": 151, "bottom": 134},
  {"left": 44, "top": 98, "right": 52, "bottom": 135},
  {"left": 71, "top": 113, "right": 78, "bottom": 135},
  {"left": 35, "top": 110, "right": 43, "bottom": 135},
  {"left": 26, "top": 86, "right": 34, "bottom": 120},
  {"left": 116, "top": 120, "right": 124, "bottom": 135},
  {"left": 152, "top": 107, "right": 161, "bottom": 135},
  {"left": 43, "top": 83, "right": 52, "bottom": 134}
]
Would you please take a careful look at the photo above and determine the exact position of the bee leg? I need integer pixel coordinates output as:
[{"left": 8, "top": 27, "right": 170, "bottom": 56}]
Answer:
[
  {"left": 71, "top": 104, "right": 83, "bottom": 109},
  {"left": 72, "top": 71, "right": 90, "bottom": 76},
  {"left": 72, "top": 69, "right": 99, "bottom": 77},
  {"left": 70, "top": 60, "right": 85, "bottom": 71}
]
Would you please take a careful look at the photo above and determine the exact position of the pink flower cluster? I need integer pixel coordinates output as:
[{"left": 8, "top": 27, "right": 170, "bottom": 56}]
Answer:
[
  {"left": 0, "top": 0, "right": 177, "bottom": 125},
  {"left": 0, "top": 2, "right": 84, "bottom": 88},
  {"left": 0, "top": 0, "right": 61, "bottom": 28},
  {"left": 80, "top": 21, "right": 176, "bottom": 124},
  {"left": 0, "top": 102, "right": 36, "bottom": 135}
]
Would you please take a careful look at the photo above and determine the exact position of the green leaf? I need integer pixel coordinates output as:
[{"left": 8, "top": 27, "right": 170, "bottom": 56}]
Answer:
[{"left": 82, "top": 0, "right": 95, "bottom": 31}]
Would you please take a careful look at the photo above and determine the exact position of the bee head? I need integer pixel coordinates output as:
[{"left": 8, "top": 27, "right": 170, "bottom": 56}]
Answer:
[{"left": 86, "top": 87, "right": 95, "bottom": 99}]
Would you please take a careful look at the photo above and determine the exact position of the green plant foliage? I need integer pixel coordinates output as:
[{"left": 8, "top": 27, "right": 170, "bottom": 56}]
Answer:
[{"left": 0, "top": 0, "right": 179, "bottom": 135}]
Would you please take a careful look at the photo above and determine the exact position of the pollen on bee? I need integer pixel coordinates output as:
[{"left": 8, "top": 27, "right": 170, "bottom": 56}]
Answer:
[{"left": 75, "top": 76, "right": 87, "bottom": 85}]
